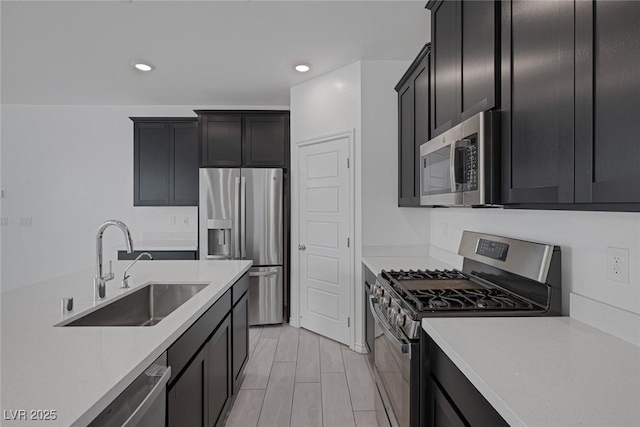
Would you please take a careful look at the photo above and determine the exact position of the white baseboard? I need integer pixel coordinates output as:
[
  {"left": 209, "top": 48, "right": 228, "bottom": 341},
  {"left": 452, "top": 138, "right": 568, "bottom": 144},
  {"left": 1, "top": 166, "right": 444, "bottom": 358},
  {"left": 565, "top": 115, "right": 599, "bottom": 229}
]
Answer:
[
  {"left": 353, "top": 342, "right": 368, "bottom": 354},
  {"left": 570, "top": 293, "right": 640, "bottom": 347}
]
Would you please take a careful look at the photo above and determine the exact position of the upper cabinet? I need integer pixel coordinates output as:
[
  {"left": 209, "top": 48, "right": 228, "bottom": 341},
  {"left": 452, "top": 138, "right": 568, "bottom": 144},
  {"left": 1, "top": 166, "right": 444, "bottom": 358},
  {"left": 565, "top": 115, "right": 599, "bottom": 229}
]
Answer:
[
  {"left": 575, "top": 1, "right": 640, "bottom": 204},
  {"left": 427, "top": 0, "right": 499, "bottom": 138},
  {"left": 132, "top": 118, "right": 198, "bottom": 206},
  {"left": 396, "top": 44, "right": 430, "bottom": 207},
  {"left": 501, "top": 0, "right": 575, "bottom": 205},
  {"left": 196, "top": 111, "right": 290, "bottom": 168}
]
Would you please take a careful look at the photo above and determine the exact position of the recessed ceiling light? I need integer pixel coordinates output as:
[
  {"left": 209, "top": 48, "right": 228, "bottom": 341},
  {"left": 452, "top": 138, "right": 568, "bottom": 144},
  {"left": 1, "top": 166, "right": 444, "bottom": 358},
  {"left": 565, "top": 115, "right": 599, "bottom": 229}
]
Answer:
[
  {"left": 132, "top": 61, "right": 155, "bottom": 72},
  {"left": 295, "top": 64, "right": 311, "bottom": 73}
]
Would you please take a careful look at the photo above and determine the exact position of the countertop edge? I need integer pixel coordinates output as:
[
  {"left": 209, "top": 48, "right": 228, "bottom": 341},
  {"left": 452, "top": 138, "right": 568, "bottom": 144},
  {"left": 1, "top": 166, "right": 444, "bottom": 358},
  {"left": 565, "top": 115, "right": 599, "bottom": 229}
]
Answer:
[
  {"left": 421, "top": 319, "right": 527, "bottom": 427},
  {"left": 70, "top": 262, "right": 251, "bottom": 427}
]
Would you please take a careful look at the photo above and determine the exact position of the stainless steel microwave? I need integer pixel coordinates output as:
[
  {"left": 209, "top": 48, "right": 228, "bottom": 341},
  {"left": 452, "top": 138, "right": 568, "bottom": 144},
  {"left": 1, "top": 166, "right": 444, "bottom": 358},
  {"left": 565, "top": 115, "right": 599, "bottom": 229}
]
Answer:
[{"left": 420, "top": 111, "right": 500, "bottom": 207}]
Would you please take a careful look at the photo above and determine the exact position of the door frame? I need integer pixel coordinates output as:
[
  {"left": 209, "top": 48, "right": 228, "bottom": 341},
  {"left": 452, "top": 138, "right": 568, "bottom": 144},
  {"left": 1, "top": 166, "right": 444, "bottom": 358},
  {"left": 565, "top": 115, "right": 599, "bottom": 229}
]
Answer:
[{"left": 290, "top": 129, "right": 356, "bottom": 349}]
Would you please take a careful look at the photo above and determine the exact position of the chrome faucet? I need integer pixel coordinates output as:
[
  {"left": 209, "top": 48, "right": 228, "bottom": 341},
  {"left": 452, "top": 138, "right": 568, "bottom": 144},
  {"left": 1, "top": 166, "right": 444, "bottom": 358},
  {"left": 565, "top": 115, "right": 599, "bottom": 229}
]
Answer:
[
  {"left": 121, "top": 252, "right": 153, "bottom": 289},
  {"left": 95, "top": 220, "right": 134, "bottom": 300}
]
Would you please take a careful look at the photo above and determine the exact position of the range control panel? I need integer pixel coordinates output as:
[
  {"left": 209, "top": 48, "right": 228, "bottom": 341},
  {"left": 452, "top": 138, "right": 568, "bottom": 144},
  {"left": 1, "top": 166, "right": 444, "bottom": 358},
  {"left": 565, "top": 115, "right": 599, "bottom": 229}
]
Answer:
[{"left": 476, "top": 238, "right": 509, "bottom": 262}]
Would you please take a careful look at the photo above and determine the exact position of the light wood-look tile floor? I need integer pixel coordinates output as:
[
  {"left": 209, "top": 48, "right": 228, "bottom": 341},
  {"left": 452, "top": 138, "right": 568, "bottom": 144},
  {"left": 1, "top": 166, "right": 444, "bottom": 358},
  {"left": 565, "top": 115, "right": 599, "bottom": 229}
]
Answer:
[{"left": 225, "top": 324, "right": 380, "bottom": 427}]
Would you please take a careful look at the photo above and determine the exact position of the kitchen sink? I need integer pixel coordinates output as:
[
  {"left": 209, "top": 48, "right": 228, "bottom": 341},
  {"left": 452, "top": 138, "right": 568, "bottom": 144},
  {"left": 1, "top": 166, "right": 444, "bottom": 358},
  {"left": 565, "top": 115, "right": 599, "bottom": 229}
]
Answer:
[{"left": 61, "top": 283, "right": 208, "bottom": 327}]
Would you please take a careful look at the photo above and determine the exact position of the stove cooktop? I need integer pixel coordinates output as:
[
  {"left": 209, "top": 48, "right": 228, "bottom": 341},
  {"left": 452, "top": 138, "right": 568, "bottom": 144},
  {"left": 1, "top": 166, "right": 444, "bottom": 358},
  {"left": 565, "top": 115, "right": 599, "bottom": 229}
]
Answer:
[{"left": 380, "top": 269, "right": 537, "bottom": 315}]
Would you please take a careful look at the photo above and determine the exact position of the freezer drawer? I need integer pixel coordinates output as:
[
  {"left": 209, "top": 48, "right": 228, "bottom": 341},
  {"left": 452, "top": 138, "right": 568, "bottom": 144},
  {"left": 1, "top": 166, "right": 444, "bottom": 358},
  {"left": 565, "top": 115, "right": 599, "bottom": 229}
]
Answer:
[{"left": 248, "top": 266, "right": 283, "bottom": 325}]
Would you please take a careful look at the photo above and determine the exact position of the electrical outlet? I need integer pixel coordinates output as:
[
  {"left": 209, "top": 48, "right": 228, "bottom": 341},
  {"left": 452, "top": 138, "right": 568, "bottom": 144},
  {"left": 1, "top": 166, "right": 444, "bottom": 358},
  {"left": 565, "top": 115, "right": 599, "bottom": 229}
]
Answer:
[
  {"left": 19, "top": 217, "right": 33, "bottom": 227},
  {"left": 0, "top": 217, "right": 8, "bottom": 227},
  {"left": 169, "top": 215, "right": 176, "bottom": 226},
  {"left": 183, "top": 216, "right": 189, "bottom": 226},
  {"left": 607, "top": 247, "right": 629, "bottom": 284},
  {"left": 1, "top": 190, "right": 5, "bottom": 198}
]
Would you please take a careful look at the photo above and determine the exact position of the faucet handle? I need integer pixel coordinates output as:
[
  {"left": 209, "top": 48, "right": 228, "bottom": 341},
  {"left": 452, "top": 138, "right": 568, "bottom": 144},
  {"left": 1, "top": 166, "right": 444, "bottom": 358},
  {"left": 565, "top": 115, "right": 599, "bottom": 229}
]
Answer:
[{"left": 121, "top": 274, "right": 130, "bottom": 289}]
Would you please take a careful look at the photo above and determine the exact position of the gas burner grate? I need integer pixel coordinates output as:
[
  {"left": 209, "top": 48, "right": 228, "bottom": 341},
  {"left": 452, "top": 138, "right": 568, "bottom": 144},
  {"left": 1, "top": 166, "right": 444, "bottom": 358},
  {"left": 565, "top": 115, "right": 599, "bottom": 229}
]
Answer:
[
  {"left": 411, "top": 288, "right": 533, "bottom": 311},
  {"left": 385, "top": 269, "right": 467, "bottom": 281}
]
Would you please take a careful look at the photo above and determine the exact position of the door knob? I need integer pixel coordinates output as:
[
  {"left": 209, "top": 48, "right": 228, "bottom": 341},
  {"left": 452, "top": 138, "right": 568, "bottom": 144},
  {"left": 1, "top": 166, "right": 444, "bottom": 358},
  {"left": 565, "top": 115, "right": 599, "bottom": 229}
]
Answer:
[{"left": 298, "top": 244, "right": 306, "bottom": 251}]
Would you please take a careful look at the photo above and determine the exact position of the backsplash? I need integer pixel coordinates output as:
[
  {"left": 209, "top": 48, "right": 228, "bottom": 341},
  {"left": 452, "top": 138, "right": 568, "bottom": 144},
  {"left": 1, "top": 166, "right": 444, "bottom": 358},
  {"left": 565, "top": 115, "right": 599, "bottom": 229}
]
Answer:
[{"left": 429, "top": 208, "right": 640, "bottom": 344}]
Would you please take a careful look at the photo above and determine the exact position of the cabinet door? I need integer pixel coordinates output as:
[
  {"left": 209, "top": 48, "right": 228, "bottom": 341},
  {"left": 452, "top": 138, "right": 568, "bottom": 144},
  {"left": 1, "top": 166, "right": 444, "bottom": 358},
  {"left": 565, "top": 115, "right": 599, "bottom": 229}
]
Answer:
[
  {"left": 208, "top": 316, "right": 232, "bottom": 427},
  {"left": 171, "top": 122, "right": 199, "bottom": 206},
  {"left": 134, "top": 122, "right": 171, "bottom": 206},
  {"left": 501, "top": 0, "right": 575, "bottom": 204},
  {"left": 431, "top": 0, "right": 460, "bottom": 138},
  {"left": 243, "top": 114, "right": 288, "bottom": 167},
  {"left": 575, "top": 1, "right": 640, "bottom": 203},
  {"left": 200, "top": 115, "right": 242, "bottom": 167},
  {"left": 460, "top": 0, "right": 498, "bottom": 121},
  {"left": 168, "top": 345, "right": 207, "bottom": 427},
  {"left": 232, "top": 292, "right": 249, "bottom": 393},
  {"left": 398, "top": 79, "right": 416, "bottom": 206},
  {"left": 428, "top": 378, "right": 466, "bottom": 427}
]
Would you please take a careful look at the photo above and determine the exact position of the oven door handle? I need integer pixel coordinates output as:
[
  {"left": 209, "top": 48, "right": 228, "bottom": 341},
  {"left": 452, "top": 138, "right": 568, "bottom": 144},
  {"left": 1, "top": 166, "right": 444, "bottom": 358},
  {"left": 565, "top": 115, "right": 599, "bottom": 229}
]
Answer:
[{"left": 368, "top": 296, "right": 411, "bottom": 356}]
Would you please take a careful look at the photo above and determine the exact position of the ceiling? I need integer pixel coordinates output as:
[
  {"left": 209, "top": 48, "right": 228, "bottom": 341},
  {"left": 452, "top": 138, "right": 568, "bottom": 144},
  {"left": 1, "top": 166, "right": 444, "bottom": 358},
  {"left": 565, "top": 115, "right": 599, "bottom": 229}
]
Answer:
[{"left": 1, "top": 1, "right": 430, "bottom": 106}]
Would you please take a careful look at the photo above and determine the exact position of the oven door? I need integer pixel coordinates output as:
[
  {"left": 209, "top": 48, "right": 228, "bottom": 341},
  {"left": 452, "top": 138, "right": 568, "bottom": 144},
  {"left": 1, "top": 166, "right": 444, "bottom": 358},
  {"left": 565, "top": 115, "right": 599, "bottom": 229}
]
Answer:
[{"left": 369, "top": 296, "right": 416, "bottom": 427}]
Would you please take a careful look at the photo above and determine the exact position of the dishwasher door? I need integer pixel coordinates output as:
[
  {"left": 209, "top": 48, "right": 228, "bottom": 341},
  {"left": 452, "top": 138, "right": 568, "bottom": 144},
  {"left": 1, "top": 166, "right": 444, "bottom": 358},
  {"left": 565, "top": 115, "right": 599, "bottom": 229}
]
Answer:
[{"left": 88, "top": 353, "right": 170, "bottom": 427}]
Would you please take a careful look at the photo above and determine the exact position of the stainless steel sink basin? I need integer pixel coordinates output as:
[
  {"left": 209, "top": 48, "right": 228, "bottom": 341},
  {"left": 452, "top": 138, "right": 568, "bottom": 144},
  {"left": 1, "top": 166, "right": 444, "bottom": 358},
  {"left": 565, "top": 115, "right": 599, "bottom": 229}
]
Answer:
[{"left": 62, "top": 283, "right": 208, "bottom": 327}]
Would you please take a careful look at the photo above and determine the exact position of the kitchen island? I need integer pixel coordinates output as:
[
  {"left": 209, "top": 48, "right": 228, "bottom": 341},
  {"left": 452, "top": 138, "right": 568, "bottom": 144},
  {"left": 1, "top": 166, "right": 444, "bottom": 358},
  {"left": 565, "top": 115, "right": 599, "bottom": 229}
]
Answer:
[
  {"left": 421, "top": 316, "right": 640, "bottom": 427},
  {"left": 1, "top": 259, "right": 252, "bottom": 426}
]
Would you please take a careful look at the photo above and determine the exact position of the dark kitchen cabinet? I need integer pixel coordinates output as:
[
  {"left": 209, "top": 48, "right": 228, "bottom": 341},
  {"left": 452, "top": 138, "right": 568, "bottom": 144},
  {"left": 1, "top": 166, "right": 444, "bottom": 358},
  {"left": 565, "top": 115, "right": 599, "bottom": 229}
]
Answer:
[
  {"left": 118, "top": 250, "right": 198, "bottom": 261},
  {"left": 243, "top": 115, "right": 289, "bottom": 167},
  {"left": 396, "top": 44, "right": 430, "bottom": 207},
  {"left": 575, "top": 1, "right": 640, "bottom": 204},
  {"left": 132, "top": 118, "right": 198, "bottom": 206},
  {"left": 208, "top": 316, "right": 232, "bottom": 427},
  {"left": 421, "top": 330, "right": 508, "bottom": 427},
  {"left": 196, "top": 111, "right": 290, "bottom": 168},
  {"left": 427, "top": 0, "right": 498, "bottom": 138},
  {"left": 168, "top": 345, "right": 207, "bottom": 427},
  {"left": 500, "top": 0, "right": 575, "bottom": 205},
  {"left": 232, "top": 291, "right": 249, "bottom": 393},
  {"left": 167, "top": 273, "right": 249, "bottom": 427}
]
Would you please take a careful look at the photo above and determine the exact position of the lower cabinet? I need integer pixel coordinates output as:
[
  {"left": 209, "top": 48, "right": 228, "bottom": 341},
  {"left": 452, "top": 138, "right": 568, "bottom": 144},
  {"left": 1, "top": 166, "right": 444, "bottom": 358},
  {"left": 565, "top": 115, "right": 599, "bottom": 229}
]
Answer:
[
  {"left": 421, "top": 329, "right": 508, "bottom": 427},
  {"left": 167, "top": 273, "right": 249, "bottom": 427},
  {"left": 232, "top": 291, "right": 249, "bottom": 393},
  {"left": 118, "top": 250, "right": 198, "bottom": 261},
  {"left": 168, "top": 346, "right": 208, "bottom": 427},
  {"left": 208, "top": 317, "right": 232, "bottom": 427}
]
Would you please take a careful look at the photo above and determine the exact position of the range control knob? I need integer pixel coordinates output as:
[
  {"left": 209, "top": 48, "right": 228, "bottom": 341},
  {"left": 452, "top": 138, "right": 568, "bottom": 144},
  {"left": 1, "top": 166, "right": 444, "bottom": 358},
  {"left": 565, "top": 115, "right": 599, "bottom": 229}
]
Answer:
[
  {"left": 395, "top": 312, "right": 406, "bottom": 327},
  {"left": 376, "top": 287, "right": 385, "bottom": 299},
  {"left": 382, "top": 296, "right": 391, "bottom": 307}
]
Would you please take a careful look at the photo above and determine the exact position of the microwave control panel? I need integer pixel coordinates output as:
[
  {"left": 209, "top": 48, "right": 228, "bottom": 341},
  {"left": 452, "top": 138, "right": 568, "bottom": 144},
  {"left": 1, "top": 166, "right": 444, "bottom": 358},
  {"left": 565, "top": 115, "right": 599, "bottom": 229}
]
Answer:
[{"left": 465, "top": 141, "right": 478, "bottom": 191}]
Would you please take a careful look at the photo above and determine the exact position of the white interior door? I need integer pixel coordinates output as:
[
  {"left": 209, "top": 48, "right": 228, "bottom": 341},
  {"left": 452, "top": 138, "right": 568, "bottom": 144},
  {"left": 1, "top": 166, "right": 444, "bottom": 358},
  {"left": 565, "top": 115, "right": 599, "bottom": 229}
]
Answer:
[{"left": 298, "top": 136, "right": 351, "bottom": 345}]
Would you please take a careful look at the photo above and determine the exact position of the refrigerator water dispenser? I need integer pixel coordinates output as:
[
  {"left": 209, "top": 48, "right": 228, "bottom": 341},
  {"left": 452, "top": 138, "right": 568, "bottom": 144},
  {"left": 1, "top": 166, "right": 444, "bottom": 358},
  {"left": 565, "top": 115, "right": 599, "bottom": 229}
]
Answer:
[{"left": 207, "top": 219, "right": 232, "bottom": 259}]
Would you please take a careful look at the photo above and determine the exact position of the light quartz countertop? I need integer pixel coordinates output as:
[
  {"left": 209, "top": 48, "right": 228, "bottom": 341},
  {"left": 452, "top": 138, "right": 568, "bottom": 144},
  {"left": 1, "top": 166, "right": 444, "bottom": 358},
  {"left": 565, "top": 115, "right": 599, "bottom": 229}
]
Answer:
[
  {"left": 114, "top": 239, "right": 198, "bottom": 251},
  {"left": 362, "top": 255, "right": 455, "bottom": 276},
  {"left": 0, "top": 259, "right": 252, "bottom": 427},
  {"left": 422, "top": 317, "right": 640, "bottom": 427}
]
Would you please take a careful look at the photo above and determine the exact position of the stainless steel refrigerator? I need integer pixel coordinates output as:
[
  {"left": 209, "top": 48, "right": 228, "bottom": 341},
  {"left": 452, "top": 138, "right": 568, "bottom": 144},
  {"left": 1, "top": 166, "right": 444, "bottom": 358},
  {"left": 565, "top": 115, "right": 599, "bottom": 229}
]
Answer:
[{"left": 199, "top": 168, "right": 283, "bottom": 325}]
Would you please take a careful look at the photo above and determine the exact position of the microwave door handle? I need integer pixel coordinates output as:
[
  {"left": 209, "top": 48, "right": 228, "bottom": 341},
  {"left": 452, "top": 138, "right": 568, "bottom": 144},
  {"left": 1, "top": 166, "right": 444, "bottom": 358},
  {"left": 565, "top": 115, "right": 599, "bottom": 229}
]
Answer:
[{"left": 450, "top": 142, "right": 458, "bottom": 193}]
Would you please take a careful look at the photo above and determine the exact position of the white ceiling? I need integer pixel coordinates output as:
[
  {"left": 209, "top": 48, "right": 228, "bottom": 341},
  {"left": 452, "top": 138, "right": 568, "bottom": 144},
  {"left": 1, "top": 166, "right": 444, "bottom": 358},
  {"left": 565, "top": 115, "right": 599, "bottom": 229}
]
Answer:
[{"left": 1, "top": 1, "right": 430, "bottom": 106}]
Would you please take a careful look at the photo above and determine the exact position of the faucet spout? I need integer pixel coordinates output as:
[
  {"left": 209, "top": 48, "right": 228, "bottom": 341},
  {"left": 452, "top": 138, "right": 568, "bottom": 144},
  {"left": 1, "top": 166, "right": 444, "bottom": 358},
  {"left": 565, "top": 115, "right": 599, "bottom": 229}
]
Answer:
[{"left": 95, "top": 220, "right": 134, "bottom": 300}]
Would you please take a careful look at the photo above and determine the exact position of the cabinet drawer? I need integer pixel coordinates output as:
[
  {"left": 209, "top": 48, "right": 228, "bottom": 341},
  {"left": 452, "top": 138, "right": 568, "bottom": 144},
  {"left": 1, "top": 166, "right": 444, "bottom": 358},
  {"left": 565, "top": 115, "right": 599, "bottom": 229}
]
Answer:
[{"left": 168, "top": 289, "right": 231, "bottom": 385}]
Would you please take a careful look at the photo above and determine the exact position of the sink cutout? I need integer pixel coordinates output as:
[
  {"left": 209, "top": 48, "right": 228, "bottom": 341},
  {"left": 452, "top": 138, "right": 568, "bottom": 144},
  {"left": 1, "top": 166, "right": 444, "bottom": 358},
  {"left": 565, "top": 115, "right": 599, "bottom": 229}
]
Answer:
[{"left": 59, "top": 283, "right": 208, "bottom": 327}]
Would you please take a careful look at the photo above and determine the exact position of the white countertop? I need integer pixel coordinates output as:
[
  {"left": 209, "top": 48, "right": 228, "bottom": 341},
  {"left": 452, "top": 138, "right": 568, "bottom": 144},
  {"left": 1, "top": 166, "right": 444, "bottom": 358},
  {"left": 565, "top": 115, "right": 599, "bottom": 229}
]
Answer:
[
  {"left": 0, "top": 259, "right": 252, "bottom": 427},
  {"left": 114, "top": 239, "right": 198, "bottom": 251},
  {"left": 422, "top": 317, "right": 640, "bottom": 427},
  {"left": 361, "top": 255, "right": 455, "bottom": 276}
]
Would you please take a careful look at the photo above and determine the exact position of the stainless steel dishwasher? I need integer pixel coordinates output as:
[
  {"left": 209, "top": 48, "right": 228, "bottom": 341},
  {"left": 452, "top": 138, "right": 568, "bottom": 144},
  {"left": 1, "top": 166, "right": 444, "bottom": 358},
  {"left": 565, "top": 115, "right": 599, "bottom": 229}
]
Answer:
[{"left": 88, "top": 353, "right": 170, "bottom": 427}]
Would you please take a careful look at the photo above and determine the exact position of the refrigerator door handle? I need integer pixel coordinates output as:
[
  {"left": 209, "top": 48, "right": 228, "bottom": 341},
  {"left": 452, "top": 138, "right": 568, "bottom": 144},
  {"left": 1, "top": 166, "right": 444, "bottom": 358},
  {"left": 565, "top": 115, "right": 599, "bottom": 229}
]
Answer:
[
  {"left": 234, "top": 176, "right": 241, "bottom": 259},
  {"left": 249, "top": 270, "right": 278, "bottom": 277},
  {"left": 240, "top": 176, "right": 247, "bottom": 258}
]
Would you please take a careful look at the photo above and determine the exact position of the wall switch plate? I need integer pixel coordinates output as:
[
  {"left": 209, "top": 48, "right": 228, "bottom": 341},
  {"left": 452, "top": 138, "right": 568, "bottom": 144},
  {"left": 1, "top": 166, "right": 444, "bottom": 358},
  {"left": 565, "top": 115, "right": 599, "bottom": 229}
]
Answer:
[
  {"left": 0, "top": 217, "right": 8, "bottom": 226},
  {"left": 169, "top": 216, "right": 176, "bottom": 226},
  {"left": 19, "top": 217, "right": 33, "bottom": 227},
  {"left": 607, "top": 247, "right": 629, "bottom": 284},
  {"left": 183, "top": 216, "right": 189, "bottom": 226},
  {"left": 1, "top": 190, "right": 5, "bottom": 198}
]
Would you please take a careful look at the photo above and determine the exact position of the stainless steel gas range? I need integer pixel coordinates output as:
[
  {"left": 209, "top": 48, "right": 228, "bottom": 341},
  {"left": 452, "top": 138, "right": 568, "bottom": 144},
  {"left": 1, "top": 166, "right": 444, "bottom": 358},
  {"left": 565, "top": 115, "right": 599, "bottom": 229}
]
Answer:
[{"left": 367, "top": 231, "right": 562, "bottom": 427}]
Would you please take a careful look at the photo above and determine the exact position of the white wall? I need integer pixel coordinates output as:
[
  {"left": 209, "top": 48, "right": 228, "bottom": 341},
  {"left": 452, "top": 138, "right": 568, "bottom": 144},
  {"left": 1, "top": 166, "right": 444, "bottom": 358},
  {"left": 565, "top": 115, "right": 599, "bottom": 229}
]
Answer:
[
  {"left": 0, "top": 104, "right": 285, "bottom": 292},
  {"left": 290, "top": 60, "right": 431, "bottom": 350},
  {"left": 361, "top": 60, "right": 430, "bottom": 251},
  {"left": 430, "top": 208, "right": 640, "bottom": 317}
]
